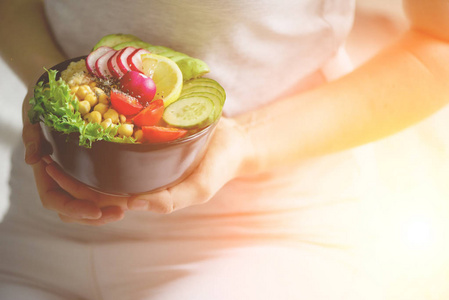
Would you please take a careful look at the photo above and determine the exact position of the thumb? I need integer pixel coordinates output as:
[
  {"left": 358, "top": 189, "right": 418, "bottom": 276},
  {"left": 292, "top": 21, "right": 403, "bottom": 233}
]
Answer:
[
  {"left": 22, "top": 90, "right": 49, "bottom": 165},
  {"left": 22, "top": 122, "right": 45, "bottom": 165}
]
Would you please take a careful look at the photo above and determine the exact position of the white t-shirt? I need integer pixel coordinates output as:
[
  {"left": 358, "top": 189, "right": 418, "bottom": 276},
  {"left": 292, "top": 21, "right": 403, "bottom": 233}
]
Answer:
[{"left": 45, "top": 0, "right": 355, "bottom": 116}]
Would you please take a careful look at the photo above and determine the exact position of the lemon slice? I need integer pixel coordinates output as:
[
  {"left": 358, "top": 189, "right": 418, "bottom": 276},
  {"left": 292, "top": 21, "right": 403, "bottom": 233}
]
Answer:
[{"left": 141, "top": 53, "right": 183, "bottom": 107}]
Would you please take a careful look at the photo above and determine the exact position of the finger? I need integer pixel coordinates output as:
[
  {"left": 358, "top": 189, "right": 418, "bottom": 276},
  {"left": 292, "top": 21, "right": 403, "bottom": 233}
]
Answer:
[
  {"left": 45, "top": 189, "right": 102, "bottom": 219},
  {"left": 58, "top": 206, "right": 125, "bottom": 226},
  {"left": 22, "top": 122, "right": 44, "bottom": 165},
  {"left": 45, "top": 162, "right": 129, "bottom": 209},
  {"left": 42, "top": 155, "right": 53, "bottom": 164},
  {"left": 128, "top": 190, "right": 171, "bottom": 213},
  {"left": 166, "top": 172, "right": 215, "bottom": 211},
  {"left": 128, "top": 171, "right": 213, "bottom": 214},
  {"left": 45, "top": 162, "right": 91, "bottom": 200},
  {"left": 32, "top": 162, "right": 102, "bottom": 219},
  {"left": 22, "top": 88, "right": 53, "bottom": 165},
  {"left": 128, "top": 147, "right": 223, "bottom": 213}
]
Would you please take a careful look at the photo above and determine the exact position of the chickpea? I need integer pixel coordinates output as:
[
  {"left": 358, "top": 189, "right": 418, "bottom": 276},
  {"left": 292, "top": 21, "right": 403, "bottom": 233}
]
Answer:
[
  {"left": 84, "top": 93, "right": 98, "bottom": 107},
  {"left": 98, "top": 93, "right": 109, "bottom": 105},
  {"left": 85, "top": 111, "right": 102, "bottom": 124},
  {"left": 118, "top": 123, "right": 134, "bottom": 137},
  {"left": 89, "top": 81, "right": 97, "bottom": 88},
  {"left": 93, "top": 87, "right": 104, "bottom": 96},
  {"left": 119, "top": 114, "right": 127, "bottom": 124},
  {"left": 103, "top": 108, "right": 119, "bottom": 124},
  {"left": 94, "top": 103, "right": 109, "bottom": 116},
  {"left": 93, "top": 87, "right": 109, "bottom": 104},
  {"left": 78, "top": 100, "right": 91, "bottom": 115},
  {"left": 134, "top": 129, "right": 143, "bottom": 142},
  {"left": 70, "top": 86, "right": 79, "bottom": 95},
  {"left": 100, "top": 118, "right": 113, "bottom": 130},
  {"left": 76, "top": 85, "right": 92, "bottom": 100}
]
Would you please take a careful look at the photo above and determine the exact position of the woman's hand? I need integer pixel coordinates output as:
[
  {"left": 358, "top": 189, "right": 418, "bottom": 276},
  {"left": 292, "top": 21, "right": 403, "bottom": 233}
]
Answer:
[
  {"left": 32, "top": 159, "right": 126, "bottom": 225},
  {"left": 24, "top": 100, "right": 253, "bottom": 223},
  {"left": 127, "top": 117, "right": 254, "bottom": 214},
  {"left": 23, "top": 92, "right": 127, "bottom": 225}
]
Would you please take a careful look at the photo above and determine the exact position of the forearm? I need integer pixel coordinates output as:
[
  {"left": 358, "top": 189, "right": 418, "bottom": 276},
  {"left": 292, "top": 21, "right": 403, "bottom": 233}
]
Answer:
[
  {"left": 0, "top": 0, "right": 66, "bottom": 88},
  {"left": 237, "top": 30, "right": 449, "bottom": 173}
]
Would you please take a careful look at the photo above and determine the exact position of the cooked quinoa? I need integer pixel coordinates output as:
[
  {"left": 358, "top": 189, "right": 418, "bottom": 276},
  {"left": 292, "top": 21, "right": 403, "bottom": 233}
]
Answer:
[{"left": 60, "top": 59, "right": 92, "bottom": 87}]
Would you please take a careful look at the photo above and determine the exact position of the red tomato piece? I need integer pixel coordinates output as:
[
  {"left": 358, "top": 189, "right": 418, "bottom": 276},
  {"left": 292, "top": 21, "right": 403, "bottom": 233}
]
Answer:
[
  {"left": 142, "top": 126, "right": 188, "bottom": 143},
  {"left": 110, "top": 89, "right": 143, "bottom": 116},
  {"left": 132, "top": 99, "right": 164, "bottom": 127}
]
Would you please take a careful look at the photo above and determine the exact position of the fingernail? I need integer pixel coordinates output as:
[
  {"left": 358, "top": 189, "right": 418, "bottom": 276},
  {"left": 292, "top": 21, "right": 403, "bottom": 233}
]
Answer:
[
  {"left": 42, "top": 155, "right": 53, "bottom": 164},
  {"left": 65, "top": 201, "right": 101, "bottom": 220},
  {"left": 82, "top": 211, "right": 102, "bottom": 220},
  {"left": 130, "top": 199, "right": 148, "bottom": 210},
  {"left": 25, "top": 142, "right": 37, "bottom": 161}
]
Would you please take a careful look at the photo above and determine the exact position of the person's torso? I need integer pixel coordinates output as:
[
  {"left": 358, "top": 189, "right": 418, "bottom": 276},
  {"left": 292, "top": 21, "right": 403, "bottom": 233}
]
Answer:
[{"left": 4, "top": 0, "right": 360, "bottom": 243}]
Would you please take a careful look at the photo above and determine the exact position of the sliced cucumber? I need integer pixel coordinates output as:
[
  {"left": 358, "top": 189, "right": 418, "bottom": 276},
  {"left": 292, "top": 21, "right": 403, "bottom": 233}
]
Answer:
[
  {"left": 163, "top": 97, "right": 215, "bottom": 129},
  {"left": 179, "top": 91, "right": 222, "bottom": 120},
  {"left": 181, "top": 86, "right": 223, "bottom": 104},
  {"left": 182, "top": 78, "right": 226, "bottom": 105}
]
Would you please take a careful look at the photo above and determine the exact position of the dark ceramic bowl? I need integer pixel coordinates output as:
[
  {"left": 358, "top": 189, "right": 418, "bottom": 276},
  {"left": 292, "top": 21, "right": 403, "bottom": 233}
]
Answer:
[{"left": 37, "top": 57, "right": 217, "bottom": 196}]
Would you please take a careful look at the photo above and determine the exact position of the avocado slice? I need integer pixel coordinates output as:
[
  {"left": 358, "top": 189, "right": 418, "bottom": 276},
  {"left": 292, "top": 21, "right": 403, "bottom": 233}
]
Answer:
[
  {"left": 176, "top": 57, "right": 210, "bottom": 81},
  {"left": 113, "top": 40, "right": 152, "bottom": 50},
  {"left": 93, "top": 33, "right": 142, "bottom": 50}
]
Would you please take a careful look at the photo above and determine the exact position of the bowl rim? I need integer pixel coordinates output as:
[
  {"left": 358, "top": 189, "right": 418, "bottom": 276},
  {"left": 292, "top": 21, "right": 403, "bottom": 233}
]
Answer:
[
  {"left": 37, "top": 56, "right": 220, "bottom": 150},
  {"left": 40, "top": 121, "right": 217, "bottom": 151}
]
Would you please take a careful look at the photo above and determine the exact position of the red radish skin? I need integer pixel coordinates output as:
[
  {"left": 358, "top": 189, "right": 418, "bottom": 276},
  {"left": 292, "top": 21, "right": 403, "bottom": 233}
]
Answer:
[
  {"left": 95, "top": 50, "right": 116, "bottom": 79},
  {"left": 107, "top": 51, "right": 124, "bottom": 78},
  {"left": 127, "top": 48, "right": 151, "bottom": 72},
  {"left": 117, "top": 47, "right": 136, "bottom": 74},
  {"left": 86, "top": 46, "right": 113, "bottom": 76},
  {"left": 119, "top": 71, "right": 156, "bottom": 105}
]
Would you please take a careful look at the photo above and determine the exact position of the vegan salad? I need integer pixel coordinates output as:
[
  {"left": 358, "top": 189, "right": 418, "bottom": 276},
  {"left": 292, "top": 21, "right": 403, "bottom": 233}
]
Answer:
[{"left": 29, "top": 33, "right": 225, "bottom": 147}]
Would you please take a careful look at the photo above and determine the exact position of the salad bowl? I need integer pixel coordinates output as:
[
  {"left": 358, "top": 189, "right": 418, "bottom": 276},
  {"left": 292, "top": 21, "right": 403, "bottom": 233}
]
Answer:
[{"left": 36, "top": 56, "right": 219, "bottom": 196}]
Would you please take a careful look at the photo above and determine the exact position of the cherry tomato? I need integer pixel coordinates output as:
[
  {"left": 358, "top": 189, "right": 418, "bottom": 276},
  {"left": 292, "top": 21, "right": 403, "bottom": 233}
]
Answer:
[
  {"left": 132, "top": 99, "right": 164, "bottom": 127},
  {"left": 110, "top": 89, "right": 143, "bottom": 116},
  {"left": 142, "top": 126, "right": 188, "bottom": 143}
]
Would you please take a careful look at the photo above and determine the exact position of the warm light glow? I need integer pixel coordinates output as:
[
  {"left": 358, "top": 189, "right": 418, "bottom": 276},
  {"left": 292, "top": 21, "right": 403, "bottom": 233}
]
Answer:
[
  {"left": 401, "top": 215, "right": 435, "bottom": 250},
  {"left": 356, "top": 143, "right": 449, "bottom": 300}
]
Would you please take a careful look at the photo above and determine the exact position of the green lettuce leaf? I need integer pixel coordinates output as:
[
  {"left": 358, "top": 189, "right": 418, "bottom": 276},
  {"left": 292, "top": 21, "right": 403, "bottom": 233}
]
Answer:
[{"left": 29, "top": 69, "right": 135, "bottom": 148}]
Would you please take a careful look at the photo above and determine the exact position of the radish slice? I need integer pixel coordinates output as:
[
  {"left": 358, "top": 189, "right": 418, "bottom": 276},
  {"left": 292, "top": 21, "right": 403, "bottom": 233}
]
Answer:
[
  {"left": 117, "top": 47, "right": 136, "bottom": 74},
  {"left": 86, "top": 46, "right": 113, "bottom": 76},
  {"left": 127, "top": 48, "right": 151, "bottom": 72},
  {"left": 107, "top": 51, "right": 124, "bottom": 78},
  {"left": 95, "top": 50, "right": 116, "bottom": 79}
]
